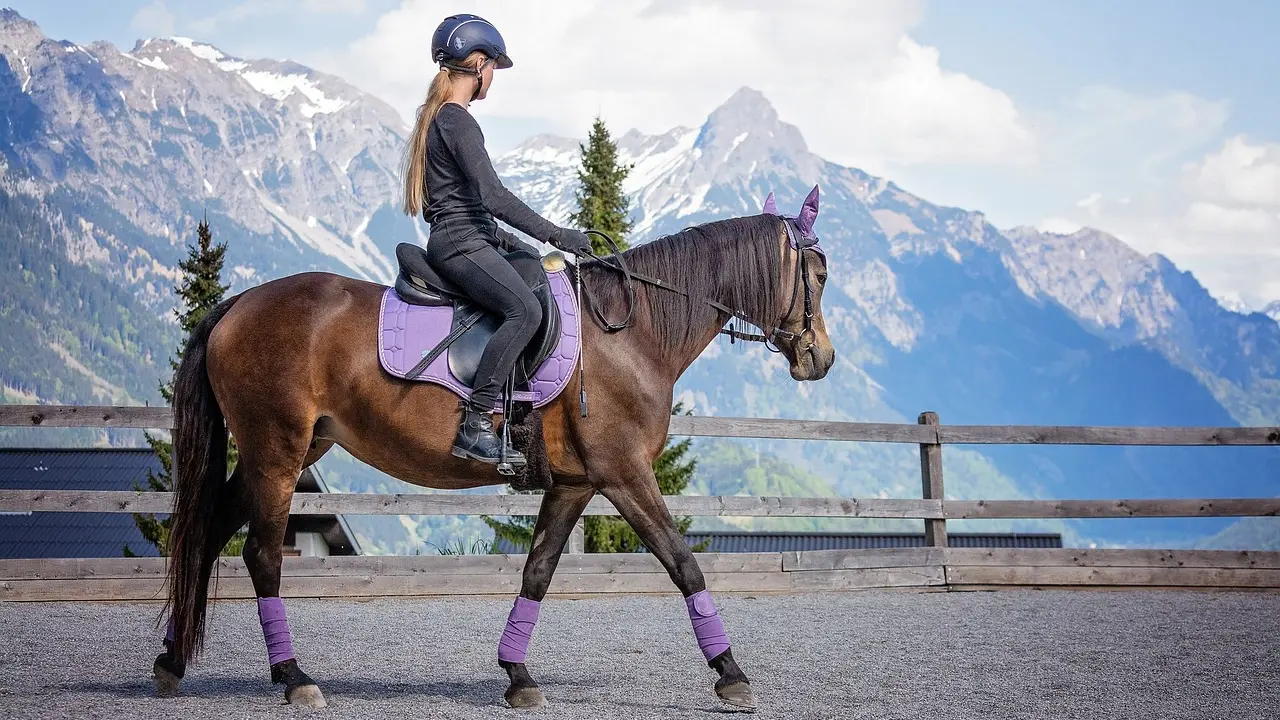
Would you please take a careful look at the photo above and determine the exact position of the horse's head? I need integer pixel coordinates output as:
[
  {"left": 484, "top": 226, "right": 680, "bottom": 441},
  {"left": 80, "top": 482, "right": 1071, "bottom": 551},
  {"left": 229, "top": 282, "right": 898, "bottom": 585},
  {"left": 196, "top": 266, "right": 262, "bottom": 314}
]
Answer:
[{"left": 761, "top": 185, "right": 835, "bottom": 381}]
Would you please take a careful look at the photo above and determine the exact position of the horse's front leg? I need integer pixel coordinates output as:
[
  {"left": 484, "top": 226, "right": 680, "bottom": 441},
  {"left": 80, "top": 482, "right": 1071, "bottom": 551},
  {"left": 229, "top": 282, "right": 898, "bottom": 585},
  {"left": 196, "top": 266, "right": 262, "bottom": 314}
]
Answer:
[
  {"left": 499, "top": 481, "right": 596, "bottom": 708},
  {"left": 598, "top": 469, "right": 755, "bottom": 711}
]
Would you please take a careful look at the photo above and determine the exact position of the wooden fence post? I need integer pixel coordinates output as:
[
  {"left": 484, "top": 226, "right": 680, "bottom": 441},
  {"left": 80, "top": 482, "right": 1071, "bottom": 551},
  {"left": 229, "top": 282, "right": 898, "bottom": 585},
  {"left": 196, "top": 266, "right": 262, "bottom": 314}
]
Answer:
[
  {"left": 918, "top": 411, "right": 947, "bottom": 548},
  {"left": 566, "top": 518, "right": 585, "bottom": 554}
]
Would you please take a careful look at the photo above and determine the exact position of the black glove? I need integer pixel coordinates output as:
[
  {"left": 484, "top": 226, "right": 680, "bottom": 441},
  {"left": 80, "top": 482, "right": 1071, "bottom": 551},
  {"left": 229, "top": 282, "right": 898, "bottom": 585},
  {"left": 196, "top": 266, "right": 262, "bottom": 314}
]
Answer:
[{"left": 551, "top": 227, "right": 593, "bottom": 256}]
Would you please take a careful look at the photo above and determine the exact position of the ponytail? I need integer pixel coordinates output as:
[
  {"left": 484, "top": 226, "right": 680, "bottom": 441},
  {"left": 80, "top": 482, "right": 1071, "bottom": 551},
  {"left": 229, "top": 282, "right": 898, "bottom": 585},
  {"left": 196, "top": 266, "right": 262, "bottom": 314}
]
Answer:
[
  {"left": 400, "top": 51, "right": 490, "bottom": 217},
  {"left": 400, "top": 68, "right": 453, "bottom": 217}
]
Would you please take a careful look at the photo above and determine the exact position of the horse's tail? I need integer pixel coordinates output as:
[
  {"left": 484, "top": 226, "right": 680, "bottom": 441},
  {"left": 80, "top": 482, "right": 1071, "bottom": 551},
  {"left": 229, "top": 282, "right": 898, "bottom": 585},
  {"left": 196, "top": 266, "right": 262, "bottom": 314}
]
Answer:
[{"left": 165, "top": 294, "right": 239, "bottom": 667}]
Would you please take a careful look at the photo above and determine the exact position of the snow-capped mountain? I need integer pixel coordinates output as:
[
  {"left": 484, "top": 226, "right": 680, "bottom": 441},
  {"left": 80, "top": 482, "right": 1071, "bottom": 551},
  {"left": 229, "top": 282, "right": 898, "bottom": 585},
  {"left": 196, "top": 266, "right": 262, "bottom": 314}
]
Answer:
[
  {"left": 1, "top": 8, "right": 413, "bottom": 297},
  {"left": 2, "top": 10, "right": 1275, "bottom": 548}
]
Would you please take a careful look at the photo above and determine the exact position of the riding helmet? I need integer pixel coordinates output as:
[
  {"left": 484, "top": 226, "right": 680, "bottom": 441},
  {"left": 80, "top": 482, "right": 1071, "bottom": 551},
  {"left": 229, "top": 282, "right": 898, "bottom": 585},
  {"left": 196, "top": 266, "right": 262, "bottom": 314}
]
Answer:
[{"left": 431, "top": 14, "right": 513, "bottom": 69}]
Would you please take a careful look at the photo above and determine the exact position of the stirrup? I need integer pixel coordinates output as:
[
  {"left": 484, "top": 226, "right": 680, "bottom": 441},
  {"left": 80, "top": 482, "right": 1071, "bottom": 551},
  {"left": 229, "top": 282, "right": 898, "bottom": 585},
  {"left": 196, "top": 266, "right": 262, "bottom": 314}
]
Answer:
[{"left": 496, "top": 374, "right": 523, "bottom": 476}]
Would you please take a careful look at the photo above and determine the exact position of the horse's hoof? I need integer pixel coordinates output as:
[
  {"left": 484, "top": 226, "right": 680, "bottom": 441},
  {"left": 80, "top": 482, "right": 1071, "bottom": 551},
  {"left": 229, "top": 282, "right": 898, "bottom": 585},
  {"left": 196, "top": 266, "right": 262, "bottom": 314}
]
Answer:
[
  {"left": 506, "top": 685, "right": 548, "bottom": 708},
  {"left": 715, "top": 681, "right": 757, "bottom": 712},
  {"left": 152, "top": 660, "right": 181, "bottom": 698},
  {"left": 285, "top": 683, "right": 328, "bottom": 709}
]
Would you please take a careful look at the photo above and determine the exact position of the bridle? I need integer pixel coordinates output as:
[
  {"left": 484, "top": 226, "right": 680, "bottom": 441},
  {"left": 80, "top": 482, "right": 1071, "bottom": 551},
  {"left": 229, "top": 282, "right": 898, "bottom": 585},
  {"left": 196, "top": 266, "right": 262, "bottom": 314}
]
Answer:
[{"left": 576, "top": 218, "right": 823, "bottom": 355}]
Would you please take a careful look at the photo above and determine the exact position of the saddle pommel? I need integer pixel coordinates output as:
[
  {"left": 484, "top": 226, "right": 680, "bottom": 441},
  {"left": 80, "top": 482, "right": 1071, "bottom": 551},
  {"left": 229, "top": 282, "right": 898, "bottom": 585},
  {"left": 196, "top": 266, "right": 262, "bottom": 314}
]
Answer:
[{"left": 541, "top": 251, "right": 566, "bottom": 273}]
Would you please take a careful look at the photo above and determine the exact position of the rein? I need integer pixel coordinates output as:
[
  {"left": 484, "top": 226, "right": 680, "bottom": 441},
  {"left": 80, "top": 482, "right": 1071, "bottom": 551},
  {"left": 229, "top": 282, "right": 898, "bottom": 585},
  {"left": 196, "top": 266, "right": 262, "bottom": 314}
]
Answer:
[{"left": 576, "top": 223, "right": 816, "bottom": 354}]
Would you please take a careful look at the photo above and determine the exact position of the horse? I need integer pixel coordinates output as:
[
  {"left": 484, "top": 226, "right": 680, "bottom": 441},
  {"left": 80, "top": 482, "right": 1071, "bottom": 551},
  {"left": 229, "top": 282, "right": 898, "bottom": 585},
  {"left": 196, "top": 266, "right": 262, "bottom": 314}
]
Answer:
[{"left": 154, "top": 184, "right": 836, "bottom": 711}]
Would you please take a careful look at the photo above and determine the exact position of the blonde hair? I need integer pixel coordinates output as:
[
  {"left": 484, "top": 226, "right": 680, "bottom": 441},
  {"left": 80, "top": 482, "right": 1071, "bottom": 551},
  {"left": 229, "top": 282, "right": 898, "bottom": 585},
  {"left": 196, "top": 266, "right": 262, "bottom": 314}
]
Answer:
[{"left": 400, "top": 51, "right": 490, "bottom": 217}]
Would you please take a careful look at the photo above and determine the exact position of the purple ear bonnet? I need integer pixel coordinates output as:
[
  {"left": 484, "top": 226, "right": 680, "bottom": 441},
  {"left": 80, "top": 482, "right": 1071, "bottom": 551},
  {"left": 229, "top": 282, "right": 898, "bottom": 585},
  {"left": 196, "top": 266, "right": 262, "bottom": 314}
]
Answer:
[{"left": 761, "top": 185, "right": 823, "bottom": 254}]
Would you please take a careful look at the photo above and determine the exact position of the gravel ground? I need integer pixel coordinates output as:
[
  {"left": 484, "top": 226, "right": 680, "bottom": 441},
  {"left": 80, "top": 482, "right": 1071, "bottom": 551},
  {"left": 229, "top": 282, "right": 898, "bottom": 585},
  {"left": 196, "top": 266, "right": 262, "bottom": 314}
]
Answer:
[{"left": 0, "top": 589, "right": 1277, "bottom": 720}]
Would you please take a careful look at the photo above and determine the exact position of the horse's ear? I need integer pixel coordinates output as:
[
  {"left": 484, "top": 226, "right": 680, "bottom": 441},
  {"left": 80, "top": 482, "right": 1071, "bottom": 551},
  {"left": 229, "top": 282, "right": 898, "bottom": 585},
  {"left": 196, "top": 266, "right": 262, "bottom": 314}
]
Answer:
[
  {"left": 795, "top": 184, "right": 819, "bottom": 236},
  {"left": 762, "top": 191, "right": 777, "bottom": 215}
]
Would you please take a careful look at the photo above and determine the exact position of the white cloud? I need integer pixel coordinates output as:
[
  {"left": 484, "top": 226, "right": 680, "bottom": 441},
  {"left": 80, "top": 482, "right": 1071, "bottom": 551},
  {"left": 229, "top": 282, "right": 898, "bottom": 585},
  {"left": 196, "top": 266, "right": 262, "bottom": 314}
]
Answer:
[
  {"left": 1183, "top": 135, "right": 1280, "bottom": 208},
  {"left": 1076, "top": 193, "right": 1103, "bottom": 216},
  {"left": 130, "top": 1, "right": 176, "bottom": 38},
  {"left": 337, "top": 0, "right": 1035, "bottom": 172},
  {"left": 1185, "top": 201, "right": 1279, "bottom": 237}
]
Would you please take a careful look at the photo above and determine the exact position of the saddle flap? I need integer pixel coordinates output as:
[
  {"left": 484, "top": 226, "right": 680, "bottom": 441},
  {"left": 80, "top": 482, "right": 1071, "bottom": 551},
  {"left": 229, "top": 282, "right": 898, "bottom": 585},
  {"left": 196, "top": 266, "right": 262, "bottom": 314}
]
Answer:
[{"left": 447, "top": 280, "right": 562, "bottom": 388}]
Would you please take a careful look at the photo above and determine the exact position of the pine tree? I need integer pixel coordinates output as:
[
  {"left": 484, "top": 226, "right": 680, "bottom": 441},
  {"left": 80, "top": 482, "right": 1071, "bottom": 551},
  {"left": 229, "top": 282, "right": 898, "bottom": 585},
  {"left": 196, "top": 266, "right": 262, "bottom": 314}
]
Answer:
[
  {"left": 125, "top": 217, "right": 244, "bottom": 557},
  {"left": 570, "top": 115, "right": 634, "bottom": 255},
  {"left": 483, "top": 116, "right": 700, "bottom": 553}
]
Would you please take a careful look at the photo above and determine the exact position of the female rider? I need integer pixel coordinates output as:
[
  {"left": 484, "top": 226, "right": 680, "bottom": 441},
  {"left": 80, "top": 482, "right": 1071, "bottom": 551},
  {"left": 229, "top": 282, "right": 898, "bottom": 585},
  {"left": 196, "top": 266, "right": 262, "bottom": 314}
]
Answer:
[{"left": 401, "top": 14, "right": 593, "bottom": 467}]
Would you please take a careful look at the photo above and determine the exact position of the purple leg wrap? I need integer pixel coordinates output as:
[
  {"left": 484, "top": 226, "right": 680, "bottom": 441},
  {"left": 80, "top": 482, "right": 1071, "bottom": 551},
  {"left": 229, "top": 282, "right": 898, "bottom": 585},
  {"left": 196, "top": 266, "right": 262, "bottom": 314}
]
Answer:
[
  {"left": 257, "top": 597, "right": 296, "bottom": 666},
  {"left": 497, "top": 596, "right": 541, "bottom": 663},
  {"left": 164, "top": 616, "right": 175, "bottom": 645},
  {"left": 686, "top": 590, "right": 731, "bottom": 661}
]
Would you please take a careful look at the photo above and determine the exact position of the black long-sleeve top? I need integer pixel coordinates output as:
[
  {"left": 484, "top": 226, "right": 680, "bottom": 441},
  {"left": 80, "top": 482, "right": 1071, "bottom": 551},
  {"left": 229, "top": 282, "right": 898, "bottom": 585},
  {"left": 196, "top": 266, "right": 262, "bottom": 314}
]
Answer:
[{"left": 424, "top": 102, "right": 559, "bottom": 250}]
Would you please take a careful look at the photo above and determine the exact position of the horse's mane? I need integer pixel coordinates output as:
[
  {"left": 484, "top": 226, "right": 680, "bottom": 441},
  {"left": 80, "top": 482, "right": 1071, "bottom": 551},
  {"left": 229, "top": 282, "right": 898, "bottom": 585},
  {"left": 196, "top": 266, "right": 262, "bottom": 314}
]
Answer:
[{"left": 579, "top": 214, "right": 785, "bottom": 353}]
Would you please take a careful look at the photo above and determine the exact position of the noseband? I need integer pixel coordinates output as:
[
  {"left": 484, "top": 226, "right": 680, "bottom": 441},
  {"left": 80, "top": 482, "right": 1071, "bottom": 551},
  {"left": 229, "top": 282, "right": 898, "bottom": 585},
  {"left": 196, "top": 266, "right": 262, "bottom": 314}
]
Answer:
[{"left": 577, "top": 219, "right": 821, "bottom": 354}]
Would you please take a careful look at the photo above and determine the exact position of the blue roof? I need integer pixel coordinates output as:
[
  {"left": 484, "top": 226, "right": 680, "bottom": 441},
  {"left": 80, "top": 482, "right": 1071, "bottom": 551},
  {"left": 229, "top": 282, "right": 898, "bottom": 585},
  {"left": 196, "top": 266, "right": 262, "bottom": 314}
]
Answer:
[
  {"left": 678, "top": 531, "right": 1063, "bottom": 553},
  {"left": 492, "top": 530, "right": 1062, "bottom": 554},
  {"left": 0, "top": 448, "right": 165, "bottom": 558}
]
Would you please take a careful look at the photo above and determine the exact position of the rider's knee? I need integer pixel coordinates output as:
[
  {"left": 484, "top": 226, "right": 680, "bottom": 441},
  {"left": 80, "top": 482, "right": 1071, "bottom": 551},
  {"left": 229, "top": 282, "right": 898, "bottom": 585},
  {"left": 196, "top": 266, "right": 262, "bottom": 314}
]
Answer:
[{"left": 506, "top": 290, "right": 543, "bottom": 330}]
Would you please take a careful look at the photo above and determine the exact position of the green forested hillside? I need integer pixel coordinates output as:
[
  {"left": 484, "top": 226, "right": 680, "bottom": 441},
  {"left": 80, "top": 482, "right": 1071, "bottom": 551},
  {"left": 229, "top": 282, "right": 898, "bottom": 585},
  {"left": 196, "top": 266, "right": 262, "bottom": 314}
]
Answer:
[{"left": 0, "top": 189, "right": 175, "bottom": 405}]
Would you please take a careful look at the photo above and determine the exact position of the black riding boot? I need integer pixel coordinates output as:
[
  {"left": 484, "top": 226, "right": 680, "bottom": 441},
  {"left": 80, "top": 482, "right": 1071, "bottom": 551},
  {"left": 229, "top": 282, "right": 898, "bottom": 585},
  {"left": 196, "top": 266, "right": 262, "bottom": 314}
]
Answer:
[{"left": 452, "top": 401, "right": 527, "bottom": 467}]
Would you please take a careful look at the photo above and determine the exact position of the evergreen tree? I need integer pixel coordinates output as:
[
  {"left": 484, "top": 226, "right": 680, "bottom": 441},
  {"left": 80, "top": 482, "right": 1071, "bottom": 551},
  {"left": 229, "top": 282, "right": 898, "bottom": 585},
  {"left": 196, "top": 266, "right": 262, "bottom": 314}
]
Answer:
[
  {"left": 570, "top": 115, "right": 634, "bottom": 255},
  {"left": 125, "top": 217, "right": 244, "bottom": 557},
  {"left": 484, "top": 117, "right": 700, "bottom": 554}
]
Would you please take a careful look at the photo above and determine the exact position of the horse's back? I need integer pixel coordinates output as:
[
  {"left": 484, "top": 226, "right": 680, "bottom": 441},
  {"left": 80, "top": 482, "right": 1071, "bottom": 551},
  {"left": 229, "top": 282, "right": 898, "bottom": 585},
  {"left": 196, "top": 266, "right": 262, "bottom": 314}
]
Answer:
[{"left": 206, "top": 271, "right": 386, "bottom": 413}]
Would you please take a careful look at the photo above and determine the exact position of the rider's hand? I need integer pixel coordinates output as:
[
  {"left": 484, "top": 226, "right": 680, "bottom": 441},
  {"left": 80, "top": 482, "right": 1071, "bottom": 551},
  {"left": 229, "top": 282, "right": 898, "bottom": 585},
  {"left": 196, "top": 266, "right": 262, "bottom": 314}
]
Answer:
[{"left": 551, "top": 227, "right": 594, "bottom": 256}]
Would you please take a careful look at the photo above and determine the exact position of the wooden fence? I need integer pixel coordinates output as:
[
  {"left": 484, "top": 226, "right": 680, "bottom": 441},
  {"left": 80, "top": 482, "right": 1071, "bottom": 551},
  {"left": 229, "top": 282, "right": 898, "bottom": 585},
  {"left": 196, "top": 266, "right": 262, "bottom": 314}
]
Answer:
[{"left": 1, "top": 404, "right": 1277, "bottom": 600}]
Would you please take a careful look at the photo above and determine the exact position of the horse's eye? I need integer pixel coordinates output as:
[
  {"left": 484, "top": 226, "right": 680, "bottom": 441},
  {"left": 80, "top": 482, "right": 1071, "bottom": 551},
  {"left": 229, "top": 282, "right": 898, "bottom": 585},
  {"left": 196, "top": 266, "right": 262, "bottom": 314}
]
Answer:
[{"left": 816, "top": 273, "right": 827, "bottom": 285}]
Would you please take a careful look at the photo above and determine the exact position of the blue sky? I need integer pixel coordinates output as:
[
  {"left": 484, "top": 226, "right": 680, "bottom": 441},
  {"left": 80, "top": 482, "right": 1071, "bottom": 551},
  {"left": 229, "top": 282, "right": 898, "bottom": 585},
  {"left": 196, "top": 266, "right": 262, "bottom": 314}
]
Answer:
[{"left": 10, "top": 1, "right": 1280, "bottom": 306}]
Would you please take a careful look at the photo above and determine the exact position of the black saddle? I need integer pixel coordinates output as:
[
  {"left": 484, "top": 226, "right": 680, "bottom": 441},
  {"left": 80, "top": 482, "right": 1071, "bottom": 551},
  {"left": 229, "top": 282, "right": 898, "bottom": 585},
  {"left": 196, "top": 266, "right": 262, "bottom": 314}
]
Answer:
[{"left": 393, "top": 242, "right": 562, "bottom": 388}]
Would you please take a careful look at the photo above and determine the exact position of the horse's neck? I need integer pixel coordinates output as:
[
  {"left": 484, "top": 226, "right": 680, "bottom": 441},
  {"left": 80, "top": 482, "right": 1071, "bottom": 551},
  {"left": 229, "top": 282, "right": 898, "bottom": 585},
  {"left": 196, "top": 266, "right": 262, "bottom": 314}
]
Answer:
[
  {"left": 606, "top": 229, "right": 785, "bottom": 380},
  {"left": 663, "top": 260, "right": 760, "bottom": 380}
]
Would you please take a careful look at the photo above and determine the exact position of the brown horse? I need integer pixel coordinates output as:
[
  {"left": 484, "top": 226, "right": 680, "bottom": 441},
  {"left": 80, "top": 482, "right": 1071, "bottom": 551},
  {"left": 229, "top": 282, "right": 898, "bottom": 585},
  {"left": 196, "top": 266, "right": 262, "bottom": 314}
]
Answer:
[{"left": 154, "top": 186, "right": 835, "bottom": 711}]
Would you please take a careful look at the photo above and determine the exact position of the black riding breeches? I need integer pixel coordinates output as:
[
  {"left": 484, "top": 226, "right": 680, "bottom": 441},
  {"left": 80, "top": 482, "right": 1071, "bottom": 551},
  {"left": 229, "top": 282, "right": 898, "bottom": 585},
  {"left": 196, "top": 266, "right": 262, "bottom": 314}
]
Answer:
[{"left": 426, "top": 218, "right": 543, "bottom": 411}]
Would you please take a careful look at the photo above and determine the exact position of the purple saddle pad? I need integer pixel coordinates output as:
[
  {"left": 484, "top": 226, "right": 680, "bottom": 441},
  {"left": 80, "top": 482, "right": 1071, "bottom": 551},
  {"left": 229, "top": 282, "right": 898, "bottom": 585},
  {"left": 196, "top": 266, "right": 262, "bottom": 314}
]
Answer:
[{"left": 377, "top": 267, "right": 580, "bottom": 412}]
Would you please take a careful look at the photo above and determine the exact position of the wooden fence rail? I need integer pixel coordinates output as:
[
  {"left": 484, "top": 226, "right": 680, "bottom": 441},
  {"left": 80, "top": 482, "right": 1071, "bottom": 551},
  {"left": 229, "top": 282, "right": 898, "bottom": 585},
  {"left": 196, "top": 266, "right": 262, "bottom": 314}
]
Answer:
[
  {"left": 3, "top": 405, "right": 1278, "bottom": 445},
  {"left": 2, "top": 404, "right": 1277, "bottom": 598},
  {"left": 2, "top": 548, "right": 1278, "bottom": 601},
  {"left": 1, "top": 490, "right": 1276, "bottom": 519}
]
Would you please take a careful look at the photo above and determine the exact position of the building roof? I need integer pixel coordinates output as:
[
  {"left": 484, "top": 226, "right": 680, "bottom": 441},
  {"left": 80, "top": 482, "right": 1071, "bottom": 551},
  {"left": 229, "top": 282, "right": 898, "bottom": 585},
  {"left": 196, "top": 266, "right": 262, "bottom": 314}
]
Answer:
[
  {"left": 290, "top": 466, "right": 362, "bottom": 556},
  {"left": 0, "top": 448, "right": 362, "bottom": 558},
  {"left": 0, "top": 448, "right": 164, "bottom": 558},
  {"left": 492, "top": 530, "right": 1063, "bottom": 555},
  {"left": 678, "top": 531, "right": 1063, "bottom": 553}
]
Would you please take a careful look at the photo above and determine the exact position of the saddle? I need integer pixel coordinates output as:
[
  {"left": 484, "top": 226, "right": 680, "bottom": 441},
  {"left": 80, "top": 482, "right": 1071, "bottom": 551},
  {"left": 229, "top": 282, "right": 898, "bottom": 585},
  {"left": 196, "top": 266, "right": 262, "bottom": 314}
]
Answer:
[{"left": 381, "top": 243, "right": 578, "bottom": 410}]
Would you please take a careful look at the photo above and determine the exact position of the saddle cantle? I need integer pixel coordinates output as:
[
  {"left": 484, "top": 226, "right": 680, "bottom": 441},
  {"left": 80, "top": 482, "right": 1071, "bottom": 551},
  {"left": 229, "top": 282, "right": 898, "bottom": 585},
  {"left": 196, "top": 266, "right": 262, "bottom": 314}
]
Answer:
[{"left": 378, "top": 242, "right": 580, "bottom": 411}]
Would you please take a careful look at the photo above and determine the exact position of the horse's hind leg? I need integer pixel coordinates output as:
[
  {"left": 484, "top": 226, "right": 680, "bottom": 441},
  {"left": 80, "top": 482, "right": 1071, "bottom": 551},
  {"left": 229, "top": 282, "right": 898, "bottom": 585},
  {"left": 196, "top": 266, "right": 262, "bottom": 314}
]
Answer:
[
  {"left": 498, "top": 481, "right": 596, "bottom": 708},
  {"left": 153, "top": 439, "right": 334, "bottom": 697},
  {"left": 237, "top": 434, "right": 328, "bottom": 708},
  {"left": 153, "top": 465, "right": 250, "bottom": 697}
]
